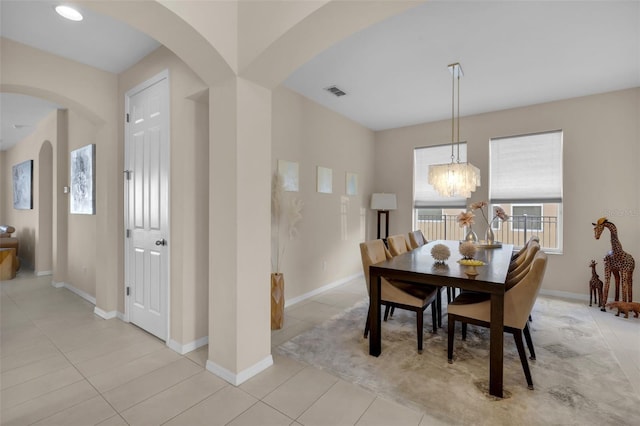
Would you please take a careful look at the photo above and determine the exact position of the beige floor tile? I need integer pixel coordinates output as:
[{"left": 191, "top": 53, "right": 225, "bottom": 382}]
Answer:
[
  {"left": 75, "top": 337, "right": 165, "bottom": 377},
  {"left": 102, "top": 357, "right": 202, "bottom": 412},
  {"left": 227, "top": 401, "right": 294, "bottom": 426},
  {"left": 0, "top": 380, "right": 98, "bottom": 426},
  {"left": 355, "top": 397, "right": 423, "bottom": 426},
  {"left": 163, "top": 386, "right": 257, "bottom": 426},
  {"left": 31, "top": 395, "right": 117, "bottom": 426},
  {"left": 297, "top": 379, "right": 375, "bottom": 426},
  {"left": 1, "top": 366, "right": 84, "bottom": 409},
  {"left": 263, "top": 366, "right": 338, "bottom": 419},
  {"left": 1, "top": 352, "right": 71, "bottom": 390},
  {"left": 240, "top": 353, "right": 306, "bottom": 399},
  {"left": 0, "top": 341, "right": 62, "bottom": 373},
  {"left": 64, "top": 327, "right": 159, "bottom": 364},
  {"left": 87, "top": 346, "right": 182, "bottom": 392},
  {"left": 271, "top": 316, "right": 315, "bottom": 347},
  {"left": 120, "top": 370, "right": 227, "bottom": 425},
  {"left": 286, "top": 301, "right": 344, "bottom": 324},
  {"left": 96, "top": 415, "right": 129, "bottom": 426},
  {"left": 312, "top": 291, "right": 366, "bottom": 310},
  {"left": 185, "top": 344, "right": 209, "bottom": 367}
]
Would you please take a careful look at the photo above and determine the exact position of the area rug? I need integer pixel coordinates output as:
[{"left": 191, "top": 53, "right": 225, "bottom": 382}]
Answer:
[{"left": 276, "top": 297, "right": 640, "bottom": 425}]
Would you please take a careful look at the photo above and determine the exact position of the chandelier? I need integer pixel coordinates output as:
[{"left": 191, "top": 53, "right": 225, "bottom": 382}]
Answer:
[{"left": 428, "top": 63, "right": 480, "bottom": 198}]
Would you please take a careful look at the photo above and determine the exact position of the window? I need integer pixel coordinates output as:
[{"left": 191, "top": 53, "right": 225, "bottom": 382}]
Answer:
[
  {"left": 511, "top": 204, "right": 543, "bottom": 232},
  {"left": 413, "top": 145, "right": 468, "bottom": 240},
  {"left": 490, "top": 131, "right": 563, "bottom": 252}
]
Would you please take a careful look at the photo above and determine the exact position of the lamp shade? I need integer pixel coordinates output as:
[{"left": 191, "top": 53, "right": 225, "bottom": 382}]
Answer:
[{"left": 371, "top": 193, "right": 397, "bottom": 210}]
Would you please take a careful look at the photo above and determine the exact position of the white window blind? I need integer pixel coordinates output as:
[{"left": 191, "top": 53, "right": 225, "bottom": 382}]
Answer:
[
  {"left": 489, "top": 131, "right": 563, "bottom": 204},
  {"left": 414, "top": 144, "right": 468, "bottom": 208}
]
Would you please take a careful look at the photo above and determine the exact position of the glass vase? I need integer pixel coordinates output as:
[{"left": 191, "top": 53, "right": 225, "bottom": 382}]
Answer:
[
  {"left": 464, "top": 227, "right": 478, "bottom": 243},
  {"left": 485, "top": 226, "right": 495, "bottom": 244}
]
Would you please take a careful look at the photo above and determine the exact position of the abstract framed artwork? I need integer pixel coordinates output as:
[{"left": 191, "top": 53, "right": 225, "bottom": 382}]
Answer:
[
  {"left": 12, "top": 159, "right": 33, "bottom": 210},
  {"left": 277, "top": 159, "right": 299, "bottom": 192},
  {"left": 346, "top": 172, "right": 358, "bottom": 196},
  {"left": 70, "top": 144, "right": 96, "bottom": 215},
  {"left": 317, "top": 166, "right": 333, "bottom": 194}
]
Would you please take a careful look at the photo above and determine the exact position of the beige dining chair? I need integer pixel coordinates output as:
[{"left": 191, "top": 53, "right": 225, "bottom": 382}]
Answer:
[
  {"left": 511, "top": 235, "right": 540, "bottom": 263},
  {"left": 387, "top": 234, "right": 411, "bottom": 256},
  {"left": 447, "top": 251, "right": 548, "bottom": 390},
  {"left": 360, "top": 240, "right": 438, "bottom": 353},
  {"left": 408, "top": 230, "right": 427, "bottom": 249},
  {"left": 387, "top": 233, "right": 443, "bottom": 328}
]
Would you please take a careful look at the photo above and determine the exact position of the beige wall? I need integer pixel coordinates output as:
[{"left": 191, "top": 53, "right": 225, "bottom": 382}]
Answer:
[
  {"left": 272, "top": 86, "right": 376, "bottom": 301},
  {"left": 375, "top": 88, "right": 640, "bottom": 297},
  {"left": 0, "top": 110, "right": 58, "bottom": 270},
  {"left": 119, "top": 46, "right": 210, "bottom": 346}
]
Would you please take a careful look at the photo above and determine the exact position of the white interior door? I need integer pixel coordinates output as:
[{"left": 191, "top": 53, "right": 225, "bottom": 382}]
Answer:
[{"left": 125, "top": 71, "right": 169, "bottom": 341}]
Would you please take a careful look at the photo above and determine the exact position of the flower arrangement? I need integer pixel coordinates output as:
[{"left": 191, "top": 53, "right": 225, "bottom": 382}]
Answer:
[
  {"left": 457, "top": 210, "right": 475, "bottom": 228},
  {"left": 470, "top": 201, "right": 509, "bottom": 227},
  {"left": 272, "top": 173, "right": 303, "bottom": 273}
]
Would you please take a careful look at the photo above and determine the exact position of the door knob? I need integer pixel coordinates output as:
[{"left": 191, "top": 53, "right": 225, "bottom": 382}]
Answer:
[{"left": 155, "top": 239, "right": 167, "bottom": 246}]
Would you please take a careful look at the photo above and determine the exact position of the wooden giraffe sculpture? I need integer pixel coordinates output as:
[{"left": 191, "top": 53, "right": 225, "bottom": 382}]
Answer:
[
  {"left": 588, "top": 260, "right": 603, "bottom": 307},
  {"left": 592, "top": 217, "right": 635, "bottom": 311}
]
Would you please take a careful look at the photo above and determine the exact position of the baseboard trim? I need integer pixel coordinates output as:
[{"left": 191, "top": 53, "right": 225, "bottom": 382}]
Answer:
[
  {"left": 36, "top": 270, "right": 53, "bottom": 276},
  {"left": 285, "top": 273, "right": 363, "bottom": 308},
  {"left": 94, "top": 307, "right": 118, "bottom": 320},
  {"left": 206, "top": 355, "right": 273, "bottom": 386},
  {"left": 51, "top": 280, "right": 65, "bottom": 288},
  {"left": 167, "top": 336, "right": 209, "bottom": 355},
  {"left": 540, "top": 289, "right": 589, "bottom": 302}
]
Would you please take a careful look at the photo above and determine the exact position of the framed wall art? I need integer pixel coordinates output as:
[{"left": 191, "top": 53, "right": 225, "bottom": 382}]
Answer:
[
  {"left": 277, "top": 159, "right": 299, "bottom": 192},
  {"left": 12, "top": 159, "right": 33, "bottom": 210},
  {"left": 346, "top": 172, "right": 358, "bottom": 196},
  {"left": 70, "top": 144, "right": 96, "bottom": 215},
  {"left": 317, "top": 166, "right": 332, "bottom": 194}
]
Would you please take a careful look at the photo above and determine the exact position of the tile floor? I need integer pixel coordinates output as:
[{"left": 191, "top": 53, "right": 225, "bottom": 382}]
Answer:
[{"left": 2, "top": 272, "right": 638, "bottom": 425}]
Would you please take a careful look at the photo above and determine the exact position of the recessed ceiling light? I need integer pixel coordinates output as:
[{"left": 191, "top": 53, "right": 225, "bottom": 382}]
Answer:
[{"left": 55, "top": 5, "right": 83, "bottom": 22}]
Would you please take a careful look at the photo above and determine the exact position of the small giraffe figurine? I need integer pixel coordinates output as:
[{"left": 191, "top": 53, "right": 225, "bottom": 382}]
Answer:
[
  {"left": 592, "top": 218, "right": 635, "bottom": 311},
  {"left": 588, "top": 260, "right": 603, "bottom": 307}
]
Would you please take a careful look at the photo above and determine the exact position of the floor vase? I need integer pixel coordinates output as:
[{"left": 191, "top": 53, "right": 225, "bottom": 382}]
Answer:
[{"left": 271, "top": 273, "right": 285, "bottom": 330}]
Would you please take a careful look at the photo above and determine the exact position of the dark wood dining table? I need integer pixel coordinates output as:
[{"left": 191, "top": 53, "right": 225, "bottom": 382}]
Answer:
[{"left": 368, "top": 239, "right": 514, "bottom": 398}]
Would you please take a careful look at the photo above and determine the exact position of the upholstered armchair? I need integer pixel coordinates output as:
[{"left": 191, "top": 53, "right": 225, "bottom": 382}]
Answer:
[{"left": 0, "top": 225, "right": 20, "bottom": 279}]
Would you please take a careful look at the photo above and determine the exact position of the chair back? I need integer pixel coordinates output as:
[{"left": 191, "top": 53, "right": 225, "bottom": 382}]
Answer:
[
  {"left": 507, "top": 242, "right": 540, "bottom": 287},
  {"left": 387, "top": 234, "right": 411, "bottom": 256},
  {"left": 359, "top": 240, "right": 392, "bottom": 295},
  {"left": 504, "top": 251, "right": 548, "bottom": 329},
  {"left": 509, "top": 240, "right": 540, "bottom": 273},
  {"left": 408, "top": 230, "right": 427, "bottom": 249},
  {"left": 511, "top": 235, "right": 540, "bottom": 262}
]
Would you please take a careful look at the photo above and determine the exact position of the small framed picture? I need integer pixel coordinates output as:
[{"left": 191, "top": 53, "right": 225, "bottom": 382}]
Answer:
[
  {"left": 346, "top": 172, "right": 358, "bottom": 196},
  {"left": 278, "top": 159, "right": 299, "bottom": 192},
  {"left": 317, "top": 166, "right": 332, "bottom": 194}
]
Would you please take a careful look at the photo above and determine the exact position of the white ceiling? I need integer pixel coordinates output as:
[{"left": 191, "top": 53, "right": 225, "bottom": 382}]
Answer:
[
  {"left": 1, "top": 1, "right": 639, "bottom": 151},
  {"left": 285, "top": 1, "right": 640, "bottom": 131},
  {"left": 0, "top": 0, "right": 160, "bottom": 150}
]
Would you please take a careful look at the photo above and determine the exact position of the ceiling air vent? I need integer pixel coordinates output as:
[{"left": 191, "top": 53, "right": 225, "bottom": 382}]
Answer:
[{"left": 324, "top": 85, "right": 347, "bottom": 97}]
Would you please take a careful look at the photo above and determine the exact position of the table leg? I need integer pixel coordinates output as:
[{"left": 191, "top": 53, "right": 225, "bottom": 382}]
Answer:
[
  {"left": 369, "top": 272, "right": 381, "bottom": 356},
  {"left": 489, "top": 292, "right": 504, "bottom": 398}
]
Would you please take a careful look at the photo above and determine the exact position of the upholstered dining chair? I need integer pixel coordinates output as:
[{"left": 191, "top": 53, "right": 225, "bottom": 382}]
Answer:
[
  {"left": 511, "top": 235, "right": 540, "bottom": 263},
  {"left": 387, "top": 234, "right": 411, "bottom": 256},
  {"left": 387, "top": 233, "right": 443, "bottom": 327},
  {"left": 408, "top": 229, "right": 427, "bottom": 249},
  {"left": 447, "top": 251, "right": 548, "bottom": 390},
  {"left": 360, "top": 240, "right": 438, "bottom": 353}
]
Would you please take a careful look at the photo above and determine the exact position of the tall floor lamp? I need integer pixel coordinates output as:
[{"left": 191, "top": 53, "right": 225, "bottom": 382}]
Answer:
[{"left": 371, "top": 193, "right": 397, "bottom": 240}]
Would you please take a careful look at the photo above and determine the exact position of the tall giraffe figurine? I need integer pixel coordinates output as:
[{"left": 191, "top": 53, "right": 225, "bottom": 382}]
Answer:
[{"left": 592, "top": 217, "right": 635, "bottom": 311}]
